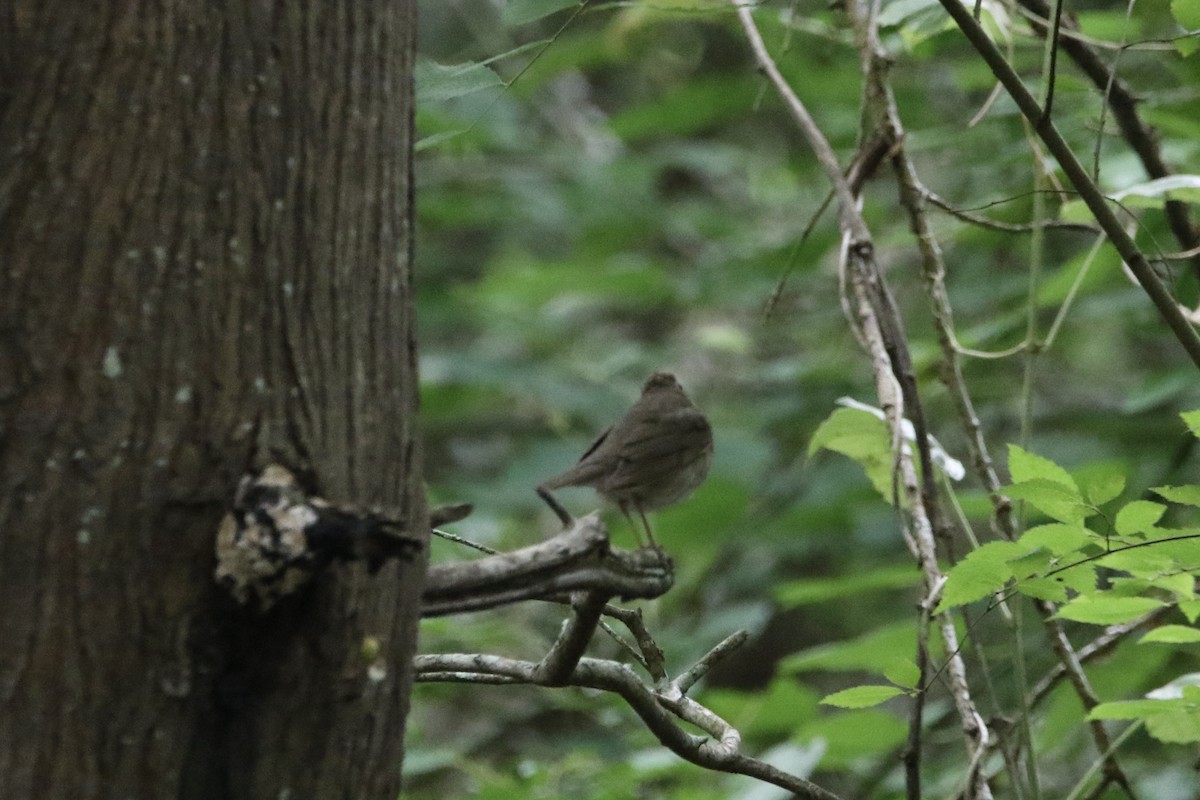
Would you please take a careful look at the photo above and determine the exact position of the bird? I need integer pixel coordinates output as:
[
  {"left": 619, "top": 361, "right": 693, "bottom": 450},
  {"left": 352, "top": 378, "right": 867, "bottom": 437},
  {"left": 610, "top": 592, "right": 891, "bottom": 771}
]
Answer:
[{"left": 537, "top": 372, "right": 713, "bottom": 548}]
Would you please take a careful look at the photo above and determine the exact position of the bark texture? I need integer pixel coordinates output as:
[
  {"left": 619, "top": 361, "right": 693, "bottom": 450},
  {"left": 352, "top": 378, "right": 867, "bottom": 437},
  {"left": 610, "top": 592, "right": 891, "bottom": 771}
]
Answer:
[{"left": 0, "top": 2, "right": 425, "bottom": 797}]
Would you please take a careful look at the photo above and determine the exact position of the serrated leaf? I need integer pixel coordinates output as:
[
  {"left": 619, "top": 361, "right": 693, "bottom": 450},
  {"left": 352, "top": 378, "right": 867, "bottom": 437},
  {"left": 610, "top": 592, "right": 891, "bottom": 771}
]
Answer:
[
  {"left": 1173, "top": 0, "right": 1200, "bottom": 28},
  {"left": 1183, "top": 409, "right": 1200, "bottom": 437},
  {"left": 1089, "top": 699, "right": 1186, "bottom": 720},
  {"left": 807, "top": 408, "right": 896, "bottom": 501},
  {"left": 774, "top": 564, "right": 921, "bottom": 607},
  {"left": 1008, "top": 444, "right": 1078, "bottom": 489},
  {"left": 936, "top": 541, "right": 1021, "bottom": 611},
  {"left": 1019, "top": 523, "right": 1093, "bottom": 555},
  {"left": 821, "top": 685, "right": 908, "bottom": 709},
  {"left": 1098, "top": 547, "right": 1174, "bottom": 575},
  {"left": 1141, "top": 625, "right": 1200, "bottom": 644},
  {"left": 782, "top": 621, "right": 917, "bottom": 674},
  {"left": 1015, "top": 576, "right": 1069, "bottom": 602},
  {"left": 1180, "top": 599, "right": 1200, "bottom": 623},
  {"left": 1147, "top": 710, "right": 1200, "bottom": 743},
  {"left": 1115, "top": 500, "right": 1167, "bottom": 536},
  {"left": 1056, "top": 595, "right": 1165, "bottom": 625},
  {"left": 883, "top": 658, "right": 922, "bottom": 690},
  {"left": 1077, "top": 464, "right": 1126, "bottom": 506},
  {"left": 1005, "top": 479, "right": 1089, "bottom": 523},
  {"left": 1007, "top": 547, "right": 1053, "bottom": 579},
  {"left": 808, "top": 407, "right": 890, "bottom": 458},
  {"left": 1154, "top": 485, "right": 1200, "bottom": 506}
]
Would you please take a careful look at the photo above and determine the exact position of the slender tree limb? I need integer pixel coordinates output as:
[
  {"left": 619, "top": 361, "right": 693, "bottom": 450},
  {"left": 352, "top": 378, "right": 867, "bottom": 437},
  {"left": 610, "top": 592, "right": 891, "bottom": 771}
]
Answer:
[
  {"left": 1027, "top": 610, "right": 1165, "bottom": 708},
  {"left": 1015, "top": 0, "right": 1200, "bottom": 278},
  {"left": 922, "top": 188, "right": 1099, "bottom": 234},
  {"left": 734, "top": 5, "right": 993, "bottom": 797},
  {"left": 675, "top": 630, "right": 750, "bottom": 694},
  {"left": 414, "top": 646, "right": 845, "bottom": 800},
  {"left": 534, "top": 590, "right": 608, "bottom": 685},
  {"left": 934, "top": 0, "right": 1200, "bottom": 369}
]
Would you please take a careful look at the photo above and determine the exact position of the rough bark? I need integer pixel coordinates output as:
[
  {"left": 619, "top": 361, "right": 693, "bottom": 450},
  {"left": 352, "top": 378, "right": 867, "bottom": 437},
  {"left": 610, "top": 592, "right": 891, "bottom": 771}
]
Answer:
[{"left": 0, "top": 2, "right": 425, "bottom": 798}]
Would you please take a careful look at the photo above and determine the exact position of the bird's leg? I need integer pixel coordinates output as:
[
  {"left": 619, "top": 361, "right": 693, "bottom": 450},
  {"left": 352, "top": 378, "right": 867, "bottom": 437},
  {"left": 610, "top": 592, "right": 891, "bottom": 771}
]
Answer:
[
  {"left": 636, "top": 504, "right": 659, "bottom": 549},
  {"left": 617, "top": 502, "right": 648, "bottom": 549}
]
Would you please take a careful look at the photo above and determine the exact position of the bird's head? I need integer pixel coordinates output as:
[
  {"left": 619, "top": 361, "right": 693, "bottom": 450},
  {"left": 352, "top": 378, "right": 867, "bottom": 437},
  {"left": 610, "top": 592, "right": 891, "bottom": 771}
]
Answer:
[{"left": 642, "top": 372, "right": 680, "bottom": 393}]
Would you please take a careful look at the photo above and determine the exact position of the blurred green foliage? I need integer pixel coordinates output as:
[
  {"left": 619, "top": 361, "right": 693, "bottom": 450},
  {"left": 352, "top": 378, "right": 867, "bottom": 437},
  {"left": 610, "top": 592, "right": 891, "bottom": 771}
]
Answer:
[{"left": 408, "top": 0, "right": 1200, "bottom": 797}]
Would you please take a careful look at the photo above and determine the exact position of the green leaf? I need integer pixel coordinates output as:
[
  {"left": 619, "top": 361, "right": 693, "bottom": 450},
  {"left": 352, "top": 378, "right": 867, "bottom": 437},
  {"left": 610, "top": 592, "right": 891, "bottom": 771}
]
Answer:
[
  {"left": 808, "top": 407, "right": 889, "bottom": 458},
  {"left": 795, "top": 709, "right": 907, "bottom": 766},
  {"left": 1015, "top": 576, "right": 1069, "bottom": 603},
  {"left": 1008, "top": 444, "right": 1078, "bottom": 489},
  {"left": 1147, "top": 710, "right": 1200, "bottom": 743},
  {"left": 1089, "top": 699, "right": 1187, "bottom": 720},
  {"left": 883, "top": 658, "right": 922, "bottom": 690},
  {"left": 1115, "top": 501, "right": 1167, "bottom": 536},
  {"left": 1077, "top": 462, "right": 1126, "bottom": 506},
  {"left": 1007, "top": 546, "right": 1053, "bottom": 579},
  {"left": 936, "top": 541, "right": 1021, "bottom": 611},
  {"left": 1018, "top": 523, "right": 1093, "bottom": 555},
  {"left": 704, "top": 679, "right": 821, "bottom": 739},
  {"left": 807, "top": 408, "right": 896, "bottom": 501},
  {"left": 782, "top": 621, "right": 917, "bottom": 674},
  {"left": 501, "top": 0, "right": 580, "bottom": 26},
  {"left": 415, "top": 58, "right": 503, "bottom": 103},
  {"left": 1141, "top": 625, "right": 1200, "bottom": 644},
  {"left": 774, "top": 564, "right": 921, "bottom": 607},
  {"left": 1056, "top": 595, "right": 1166, "bottom": 625},
  {"left": 1005, "top": 479, "right": 1089, "bottom": 524},
  {"left": 1154, "top": 485, "right": 1200, "bottom": 506},
  {"left": 1180, "top": 599, "right": 1200, "bottom": 623},
  {"left": 821, "top": 685, "right": 908, "bottom": 709},
  {"left": 1183, "top": 409, "right": 1200, "bottom": 438},
  {"left": 1174, "top": 0, "right": 1200, "bottom": 28}
]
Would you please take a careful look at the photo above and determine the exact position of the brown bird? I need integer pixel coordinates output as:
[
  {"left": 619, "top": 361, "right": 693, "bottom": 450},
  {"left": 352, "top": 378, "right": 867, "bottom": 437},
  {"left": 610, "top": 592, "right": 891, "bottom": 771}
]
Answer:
[{"left": 537, "top": 372, "right": 713, "bottom": 548}]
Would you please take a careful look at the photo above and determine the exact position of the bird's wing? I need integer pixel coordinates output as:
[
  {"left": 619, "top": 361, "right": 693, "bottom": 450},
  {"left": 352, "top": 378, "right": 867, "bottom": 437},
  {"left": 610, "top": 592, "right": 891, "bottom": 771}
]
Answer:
[
  {"left": 601, "top": 407, "right": 711, "bottom": 493},
  {"left": 576, "top": 424, "right": 613, "bottom": 463},
  {"left": 539, "top": 424, "right": 615, "bottom": 490}
]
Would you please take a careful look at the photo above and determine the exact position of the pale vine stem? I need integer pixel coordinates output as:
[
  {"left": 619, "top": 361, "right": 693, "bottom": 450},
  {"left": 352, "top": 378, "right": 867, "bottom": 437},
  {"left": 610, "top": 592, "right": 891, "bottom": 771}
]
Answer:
[
  {"left": 733, "top": 4, "right": 993, "bottom": 799},
  {"left": 842, "top": 0, "right": 1141, "bottom": 795}
]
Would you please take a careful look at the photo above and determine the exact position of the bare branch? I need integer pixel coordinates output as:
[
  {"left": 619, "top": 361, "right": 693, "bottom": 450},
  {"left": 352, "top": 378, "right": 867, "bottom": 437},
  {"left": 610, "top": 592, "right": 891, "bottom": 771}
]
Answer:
[
  {"left": 675, "top": 630, "right": 750, "bottom": 694},
  {"left": 421, "top": 514, "right": 674, "bottom": 616},
  {"left": 414, "top": 651, "right": 845, "bottom": 800},
  {"left": 534, "top": 591, "right": 608, "bottom": 685}
]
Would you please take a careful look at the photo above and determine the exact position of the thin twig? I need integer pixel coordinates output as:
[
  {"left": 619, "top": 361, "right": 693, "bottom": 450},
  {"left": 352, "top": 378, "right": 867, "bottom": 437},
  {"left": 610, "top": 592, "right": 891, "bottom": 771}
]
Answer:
[
  {"left": 922, "top": 189, "right": 1098, "bottom": 234},
  {"left": 1015, "top": 0, "right": 1200, "bottom": 279},
  {"left": 935, "top": 0, "right": 1200, "bottom": 368}
]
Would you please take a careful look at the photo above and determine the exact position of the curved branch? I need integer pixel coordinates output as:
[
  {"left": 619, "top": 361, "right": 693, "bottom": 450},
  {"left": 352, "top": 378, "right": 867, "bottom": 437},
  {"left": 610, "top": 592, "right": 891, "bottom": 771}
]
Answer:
[{"left": 414, "top": 651, "right": 844, "bottom": 800}]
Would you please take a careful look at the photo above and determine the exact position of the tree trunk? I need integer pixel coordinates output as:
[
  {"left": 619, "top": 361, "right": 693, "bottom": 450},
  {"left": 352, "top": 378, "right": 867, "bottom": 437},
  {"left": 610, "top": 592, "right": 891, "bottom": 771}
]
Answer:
[{"left": 0, "top": 2, "right": 425, "bottom": 798}]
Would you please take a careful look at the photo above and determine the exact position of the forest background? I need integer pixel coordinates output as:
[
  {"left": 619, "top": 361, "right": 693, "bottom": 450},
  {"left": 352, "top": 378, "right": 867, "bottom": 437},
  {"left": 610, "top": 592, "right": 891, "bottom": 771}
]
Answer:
[{"left": 408, "top": 1, "right": 1200, "bottom": 798}]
